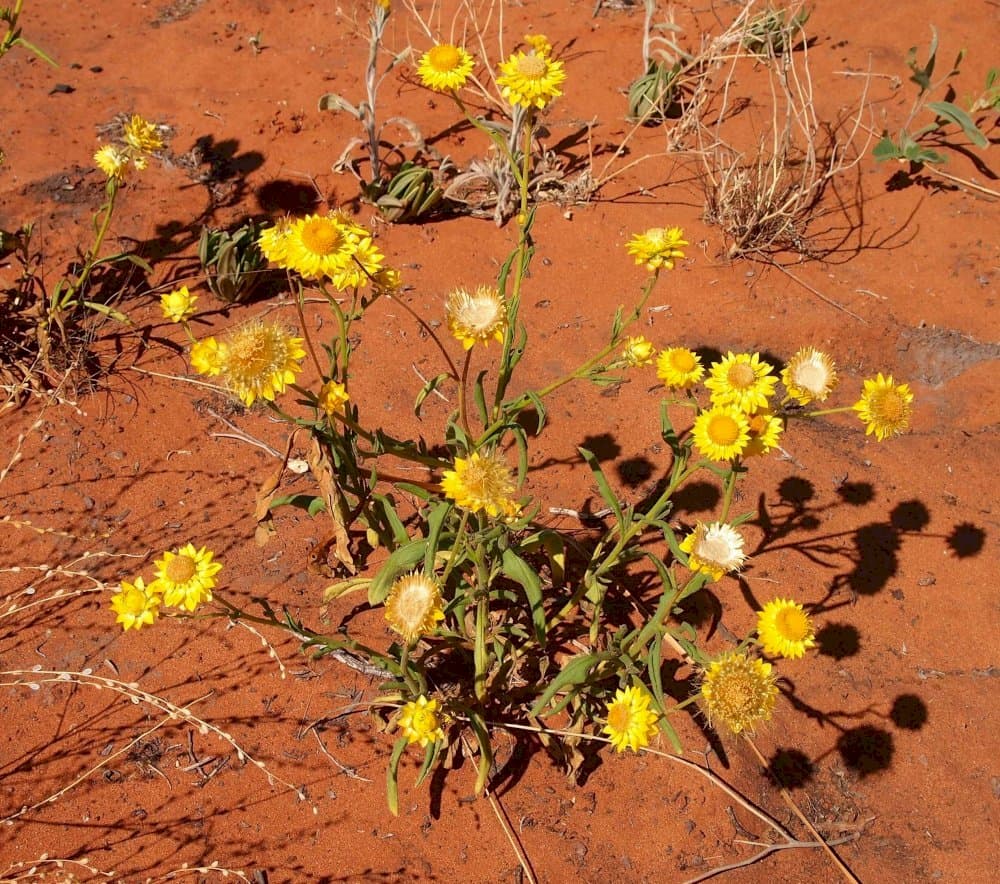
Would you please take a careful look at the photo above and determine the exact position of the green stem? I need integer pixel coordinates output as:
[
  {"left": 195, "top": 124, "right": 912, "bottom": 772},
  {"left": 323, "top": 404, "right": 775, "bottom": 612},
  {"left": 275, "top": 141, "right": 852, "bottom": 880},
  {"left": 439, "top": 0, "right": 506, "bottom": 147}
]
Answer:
[
  {"left": 56, "top": 180, "right": 118, "bottom": 314},
  {"left": 474, "top": 584, "right": 489, "bottom": 702},
  {"left": 719, "top": 462, "right": 740, "bottom": 523},
  {"left": 441, "top": 509, "right": 470, "bottom": 586},
  {"left": 457, "top": 348, "right": 473, "bottom": 440}
]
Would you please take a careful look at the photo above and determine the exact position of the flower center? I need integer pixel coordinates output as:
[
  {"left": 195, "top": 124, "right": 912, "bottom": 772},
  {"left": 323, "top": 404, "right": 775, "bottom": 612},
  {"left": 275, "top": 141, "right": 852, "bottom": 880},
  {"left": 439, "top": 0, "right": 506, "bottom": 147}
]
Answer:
[
  {"left": 775, "top": 607, "right": 810, "bottom": 641},
  {"left": 708, "top": 414, "right": 740, "bottom": 446},
  {"left": 300, "top": 218, "right": 343, "bottom": 256},
  {"left": 875, "top": 390, "right": 905, "bottom": 422},
  {"left": 671, "top": 350, "right": 696, "bottom": 372},
  {"left": 166, "top": 555, "right": 197, "bottom": 584},
  {"left": 429, "top": 44, "right": 461, "bottom": 72},
  {"left": 607, "top": 703, "right": 632, "bottom": 733},
  {"left": 727, "top": 362, "right": 756, "bottom": 389},
  {"left": 794, "top": 362, "right": 826, "bottom": 392},
  {"left": 465, "top": 299, "right": 501, "bottom": 331},
  {"left": 411, "top": 707, "right": 436, "bottom": 733},
  {"left": 517, "top": 54, "right": 547, "bottom": 79},
  {"left": 718, "top": 675, "right": 753, "bottom": 712},
  {"left": 699, "top": 534, "right": 733, "bottom": 564},
  {"left": 124, "top": 589, "right": 147, "bottom": 615}
]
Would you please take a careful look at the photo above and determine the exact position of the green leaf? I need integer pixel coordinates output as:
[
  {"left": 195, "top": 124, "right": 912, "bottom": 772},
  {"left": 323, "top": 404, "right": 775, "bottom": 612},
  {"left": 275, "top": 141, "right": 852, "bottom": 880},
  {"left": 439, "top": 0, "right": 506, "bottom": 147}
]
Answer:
[
  {"left": 269, "top": 493, "right": 325, "bottom": 515},
  {"left": 657, "top": 715, "right": 683, "bottom": 754},
  {"left": 473, "top": 369, "right": 490, "bottom": 427},
  {"left": 413, "top": 372, "right": 450, "bottom": 417},
  {"left": 927, "top": 100, "right": 989, "bottom": 147},
  {"left": 369, "top": 538, "right": 430, "bottom": 605},
  {"left": 578, "top": 447, "right": 623, "bottom": 528},
  {"left": 872, "top": 135, "right": 903, "bottom": 163},
  {"left": 530, "top": 653, "right": 602, "bottom": 717},
  {"left": 386, "top": 737, "right": 408, "bottom": 816},
  {"left": 465, "top": 708, "right": 494, "bottom": 794},
  {"left": 524, "top": 390, "right": 547, "bottom": 434},
  {"left": 647, "top": 634, "right": 664, "bottom": 708},
  {"left": 501, "top": 548, "right": 546, "bottom": 642},
  {"left": 371, "top": 493, "right": 409, "bottom": 546},
  {"left": 423, "top": 501, "right": 450, "bottom": 574},
  {"left": 414, "top": 739, "right": 441, "bottom": 788}
]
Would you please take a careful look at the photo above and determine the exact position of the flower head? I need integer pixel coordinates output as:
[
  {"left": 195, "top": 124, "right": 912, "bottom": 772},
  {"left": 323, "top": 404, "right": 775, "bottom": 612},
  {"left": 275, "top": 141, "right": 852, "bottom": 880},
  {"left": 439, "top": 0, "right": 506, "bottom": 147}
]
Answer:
[
  {"left": 445, "top": 286, "right": 508, "bottom": 349},
  {"left": 524, "top": 34, "right": 553, "bottom": 56},
  {"left": 329, "top": 236, "right": 385, "bottom": 291},
  {"left": 603, "top": 685, "right": 660, "bottom": 753},
  {"left": 418, "top": 43, "right": 475, "bottom": 92},
  {"left": 657, "top": 347, "right": 704, "bottom": 389},
  {"left": 123, "top": 114, "right": 164, "bottom": 153},
  {"left": 623, "top": 336, "right": 655, "bottom": 367},
  {"left": 110, "top": 576, "right": 161, "bottom": 631},
  {"left": 497, "top": 49, "right": 566, "bottom": 109},
  {"left": 153, "top": 543, "right": 222, "bottom": 612},
  {"left": 217, "top": 321, "right": 306, "bottom": 406},
  {"left": 679, "top": 521, "right": 746, "bottom": 582},
  {"left": 743, "top": 409, "right": 784, "bottom": 457},
  {"left": 257, "top": 217, "right": 295, "bottom": 267},
  {"left": 705, "top": 352, "right": 777, "bottom": 413},
  {"left": 318, "top": 380, "right": 349, "bottom": 416},
  {"left": 371, "top": 266, "right": 402, "bottom": 295},
  {"left": 692, "top": 404, "right": 750, "bottom": 461},
  {"left": 94, "top": 145, "right": 131, "bottom": 182},
  {"left": 700, "top": 651, "right": 778, "bottom": 735},
  {"left": 397, "top": 695, "right": 446, "bottom": 747},
  {"left": 384, "top": 572, "right": 445, "bottom": 643},
  {"left": 190, "top": 336, "right": 227, "bottom": 377},
  {"left": 441, "top": 451, "right": 519, "bottom": 519},
  {"left": 757, "top": 598, "right": 816, "bottom": 659},
  {"left": 281, "top": 212, "right": 372, "bottom": 282},
  {"left": 782, "top": 347, "right": 837, "bottom": 405},
  {"left": 161, "top": 285, "right": 197, "bottom": 323},
  {"left": 626, "top": 226, "right": 687, "bottom": 272},
  {"left": 853, "top": 373, "right": 913, "bottom": 441}
]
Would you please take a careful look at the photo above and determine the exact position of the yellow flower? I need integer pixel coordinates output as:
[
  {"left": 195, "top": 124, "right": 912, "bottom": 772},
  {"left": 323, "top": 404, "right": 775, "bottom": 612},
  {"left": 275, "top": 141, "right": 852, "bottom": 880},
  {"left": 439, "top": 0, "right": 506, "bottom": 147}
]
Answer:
[
  {"left": 110, "top": 576, "right": 161, "bottom": 632},
  {"left": 371, "top": 266, "right": 402, "bottom": 295},
  {"left": 122, "top": 114, "right": 164, "bottom": 153},
  {"left": 384, "top": 572, "right": 445, "bottom": 643},
  {"left": 781, "top": 347, "right": 837, "bottom": 405},
  {"left": 441, "top": 451, "right": 519, "bottom": 519},
  {"left": 284, "top": 212, "right": 365, "bottom": 281},
  {"left": 258, "top": 217, "right": 295, "bottom": 268},
  {"left": 94, "top": 145, "right": 130, "bottom": 182},
  {"left": 679, "top": 521, "right": 746, "bottom": 582},
  {"left": 497, "top": 49, "right": 566, "bottom": 109},
  {"left": 329, "top": 236, "right": 385, "bottom": 291},
  {"left": 757, "top": 598, "right": 816, "bottom": 659},
  {"left": 700, "top": 651, "right": 778, "bottom": 735},
  {"left": 692, "top": 404, "right": 750, "bottom": 461},
  {"left": 853, "top": 373, "right": 913, "bottom": 441},
  {"left": 445, "top": 286, "right": 508, "bottom": 349},
  {"left": 190, "top": 336, "right": 227, "bottom": 377},
  {"left": 160, "top": 285, "right": 198, "bottom": 323},
  {"left": 626, "top": 226, "right": 687, "bottom": 272},
  {"left": 318, "top": 380, "right": 349, "bottom": 416},
  {"left": 743, "top": 410, "right": 784, "bottom": 457},
  {"left": 153, "top": 543, "right": 222, "bottom": 612},
  {"left": 417, "top": 43, "right": 475, "bottom": 92},
  {"left": 623, "top": 336, "right": 655, "bottom": 367},
  {"left": 603, "top": 686, "right": 659, "bottom": 753},
  {"left": 657, "top": 347, "right": 704, "bottom": 389},
  {"left": 705, "top": 352, "right": 777, "bottom": 413},
  {"left": 523, "top": 34, "right": 553, "bottom": 56},
  {"left": 397, "top": 695, "right": 446, "bottom": 747},
  {"left": 218, "top": 321, "right": 306, "bottom": 406}
]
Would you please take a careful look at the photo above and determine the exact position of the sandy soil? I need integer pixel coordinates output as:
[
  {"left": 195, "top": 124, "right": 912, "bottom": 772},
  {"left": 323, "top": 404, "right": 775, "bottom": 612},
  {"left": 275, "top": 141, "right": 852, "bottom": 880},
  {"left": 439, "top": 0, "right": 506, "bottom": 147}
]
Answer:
[{"left": 1, "top": 1, "right": 998, "bottom": 882}]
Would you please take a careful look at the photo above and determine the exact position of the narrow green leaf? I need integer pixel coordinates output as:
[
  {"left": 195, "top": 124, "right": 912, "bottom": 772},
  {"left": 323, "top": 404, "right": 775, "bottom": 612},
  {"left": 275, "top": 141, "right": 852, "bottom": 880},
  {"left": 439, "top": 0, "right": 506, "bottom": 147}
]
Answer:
[
  {"left": 465, "top": 709, "right": 494, "bottom": 794},
  {"left": 578, "top": 447, "right": 623, "bottom": 527},
  {"left": 473, "top": 369, "right": 490, "bottom": 427},
  {"left": 658, "top": 715, "right": 683, "bottom": 753},
  {"left": 927, "top": 101, "right": 989, "bottom": 147},
  {"left": 647, "top": 634, "right": 664, "bottom": 708},
  {"left": 369, "top": 538, "right": 430, "bottom": 605},
  {"left": 414, "top": 739, "right": 441, "bottom": 788},
  {"left": 413, "top": 372, "right": 450, "bottom": 417},
  {"left": 386, "top": 737, "right": 407, "bottom": 816},
  {"left": 502, "top": 548, "right": 546, "bottom": 642},
  {"left": 530, "top": 653, "right": 601, "bottom": 717},
  {"left": 423, "top": 501, "right": 450, "bottom": 574},
  {"left": 371, "top": 493, "right": 409, "bottom": 545}
]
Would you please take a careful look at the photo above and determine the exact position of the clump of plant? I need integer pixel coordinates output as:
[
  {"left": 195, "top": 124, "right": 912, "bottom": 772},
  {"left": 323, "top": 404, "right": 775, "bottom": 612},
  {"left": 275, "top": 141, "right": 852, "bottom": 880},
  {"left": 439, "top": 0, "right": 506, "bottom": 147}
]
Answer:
[
  {"left": 626, "top": 0, "right": 688, "bottom": 124},
  {"left": 198, "top": 220, "right": 268, "bottom": 303},
  {"left": 742, "top": 4, "right": 809, "bottom": 58},
  {"left": 873, "top": 27, "right": 994, "bottom": 169}
]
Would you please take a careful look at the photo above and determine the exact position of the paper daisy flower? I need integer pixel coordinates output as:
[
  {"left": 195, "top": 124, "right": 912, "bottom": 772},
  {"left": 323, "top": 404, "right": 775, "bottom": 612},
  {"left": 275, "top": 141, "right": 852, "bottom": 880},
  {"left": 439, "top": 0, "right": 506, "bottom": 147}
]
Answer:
[
  {"left": 417, "top": 43, "right": 475, "bottom": 92},
  {"left": 853, "top": 373, "right": 913, "bottom": 441},
  {"left": 257, "top": 217, "right": 295, "bottom": 268},
  {"left": 657, "top": 347, "right": 704, "bottom": 389},
  {"left": 160, "top": 285, "right": 197, "bottom": 323},
  {"left": 603, "top": 686, "right": 660, "bottom": 753},
  {"left": 705, "top": 352, "right": 777, "bottom": 413},
  {"left": 284, "top": 212, "right": 362, "bottom": 281},
  {"left": 153, "top": 543, "right": 222, "bottom": 612},
  {"left": 743, "top": 410, "right": 784, "bottom": 457},
  {"left": 445, "top": 286, "right": 508, "bottom": 349},
  {"left": 110, "top": 577, "right": 161, "bottom": 632},
  {"left": 497, "top": 48, "right": 566, "bottom": 109},
  {"left": 318, "top": 380, "right": 349, "bottom": 416},
  {"left": 626, "top": 226, "right": 688, "bottom": 272},
  {"left": 757, "top": 598, "right": 816, "bottom": 659},
  {"left": 384, "top": 572, "right": 445, "bottom": 644},
  {"left": 623, "top": 336, "right": 655, "bottom": 367},
  {"left": 94, "top": 145, "right": 131, "bottom": 182},
  {"left": 329, "top": 236, "right": 385, "bottom": 291},
  {"left": 190, "top": 336, "right": 227, "bottom": 377},
  {"left": 524, "top": 33, "right": 553, "bottom": 56},
  {"left": 692, "top": 404, "right": 750, "bottom": 461},
  {"left": 122, "top": 114, "right": 163, "bottom": 153},
  {"left": 397, "top": 695, "right": 446, "bottom": 747},
  {"left": 441, "top": 451, "right": 519, "bottom": 519},
  {"left": 700, "top": 650, "right": 778, "bottom": 735},
  {"left": 371, "top": 266, "right": 402, "bottom": 295},
  {"left": 781, "top": 347, "right": 837, "bottom": 405},
  {"left": 679, "top": 521, "right": 747, "bottom": 582},
  {"left": 217, "top": 321, "right": 306, "bottom": 406}
]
